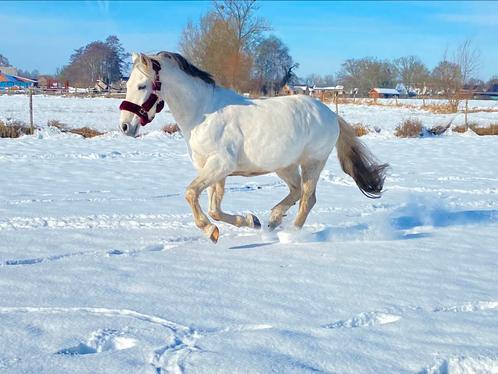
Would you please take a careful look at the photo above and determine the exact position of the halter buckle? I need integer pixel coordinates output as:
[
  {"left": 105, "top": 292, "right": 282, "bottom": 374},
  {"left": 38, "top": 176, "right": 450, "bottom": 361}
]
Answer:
[{"left": 138, "top": 107, "right": 148, "bottom": 118}]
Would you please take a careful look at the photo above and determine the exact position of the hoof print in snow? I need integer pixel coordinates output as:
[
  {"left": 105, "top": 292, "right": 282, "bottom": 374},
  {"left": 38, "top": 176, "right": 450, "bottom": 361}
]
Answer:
[
  {"left": 143, "top": 244, "right": 164, "bottom": 252},
  {"left": 107, "top": 249, "right": 125, "bottom": 256},
  {"left": 323, "top": 311, "right": 401, "bottom": 329},
  {"left": 56, "top": 329, "right": 136, "bottom": 356}
]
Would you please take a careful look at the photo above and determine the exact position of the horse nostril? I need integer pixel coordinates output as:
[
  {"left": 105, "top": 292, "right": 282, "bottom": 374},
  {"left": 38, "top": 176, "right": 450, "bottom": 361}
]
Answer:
[{"left": 121, "top": 123, "right": 129, "bottom": 132}]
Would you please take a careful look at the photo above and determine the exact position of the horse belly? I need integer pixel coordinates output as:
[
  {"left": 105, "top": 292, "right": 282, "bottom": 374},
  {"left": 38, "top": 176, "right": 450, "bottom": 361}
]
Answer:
[{"left": 239, "top": 122, "right": 308, "bottom": 171}]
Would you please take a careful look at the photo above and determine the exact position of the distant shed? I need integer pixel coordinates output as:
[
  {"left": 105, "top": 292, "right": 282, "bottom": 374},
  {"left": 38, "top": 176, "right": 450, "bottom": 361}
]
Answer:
[
  {"left": 369, "top": 88, "right": 400, "bottom": 99},
  {"left": 0, "top": 72, "right": 36, "bottom": 90},
  {"left": 473, "top": 84, "right": 498, "bottom": 100}
]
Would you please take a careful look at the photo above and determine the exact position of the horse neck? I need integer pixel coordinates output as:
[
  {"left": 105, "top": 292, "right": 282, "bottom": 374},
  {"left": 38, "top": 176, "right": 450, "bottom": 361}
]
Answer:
[{"left": 159, "top": 71, "right": 214, "bottom": 136}]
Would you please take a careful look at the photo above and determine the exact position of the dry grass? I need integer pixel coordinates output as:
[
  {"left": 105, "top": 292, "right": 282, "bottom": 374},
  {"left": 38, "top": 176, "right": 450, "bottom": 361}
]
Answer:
[
  {"left": 47, "top": 119, "right": 68, "bottom": 130},
  {"left": 337, "top": 97, "right": 463, "bottom": 114},
  {"left": 68, "top": 127, "right": 104, "bottom": 138},
  {"left": 47, "top": 119, "right": 104, "bottom": 138},
  {"left": 337, "top": 97, "right": 356, "bottom": 104},
  {"left": 466, "top": 108, "right": 498, "bottom": 113},
  {"left": 394, "top": 118, "right": 423, "bottom": 138},
  {"left": 162, "top": 123, "right": 180, "bottom": 134},
  {"left": 352, "top": 123, "right": 370, "bottom": 137},
  {"left": 421, "top": 103, "right": 458, "bottom": 114},
  {"left": 471, "top": 123, "right": 498, "bottom": 136},
  {"left": 452, "top": 123, "right": 498, "bottom": 135},
  {"left": 452, "top": 125, "right": 467, "bottom": 133},
  {"left": 0, "top": 120, "right": 34, "bottom": 138}
]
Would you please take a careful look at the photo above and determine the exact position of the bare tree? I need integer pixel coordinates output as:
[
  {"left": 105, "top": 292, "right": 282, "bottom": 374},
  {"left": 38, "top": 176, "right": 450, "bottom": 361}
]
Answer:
[
  {"left": 487, "top": 76, "right": 498, "bottom": 90},
  {"left": 213, "top": 0, "right": 270, "bottom": 51},
  {"left": 280, "top": 64, "right": 299, "bottom": 88},
  {"left": 431, "top": 60, "right": 461, "bottom": 99},
  {"left": 0, "top": 53, "right": 10, "bottom": 67},
  {"left": 180, "top": 12, "right": 252, "bottom": 90},
  {"left": 60, "top": 36, "right": 128, "bottom": 87},
  {"left": 253, "top": 35, "right": 298, "bottom": 95},
  {"left": 455, "top": 39, "right": 480, "bottom": 87},
  {"left": 455, "top": 39, "right": 480, "bottom": 128},
  {"left": 179, "top": 1, "right": 270, "bottom": 92},
  {"left": 305, "top": 74, "right": 334, "bottom": 87},
  {"left": 337, "top": 57, "right": 396, "bottom": 96},
  {"left": 394, "top": 56, "right": 430, "bottom": 95},
  {"left": 17, "top": 69, "right": 39, "bottom": 80}
]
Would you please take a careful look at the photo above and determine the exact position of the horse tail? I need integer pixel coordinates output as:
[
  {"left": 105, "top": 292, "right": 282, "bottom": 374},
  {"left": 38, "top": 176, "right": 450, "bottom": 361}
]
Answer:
[{"left": 335, "top": 116, "right": 388, "bottom": 199}]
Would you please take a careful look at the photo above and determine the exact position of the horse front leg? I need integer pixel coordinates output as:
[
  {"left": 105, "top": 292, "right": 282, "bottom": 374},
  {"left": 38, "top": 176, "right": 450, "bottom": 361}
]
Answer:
[
  {"left": 207, "top": 179, "right": 261, "bottom": 229},
  {"left": 185, "top": 157, "right": 232, "bottom": 243}
]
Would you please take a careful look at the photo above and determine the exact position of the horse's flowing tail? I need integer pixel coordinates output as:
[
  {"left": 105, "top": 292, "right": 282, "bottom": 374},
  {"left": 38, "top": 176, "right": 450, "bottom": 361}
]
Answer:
[{"left": 336, "top": 116, "right": 388, "bottom": 199}]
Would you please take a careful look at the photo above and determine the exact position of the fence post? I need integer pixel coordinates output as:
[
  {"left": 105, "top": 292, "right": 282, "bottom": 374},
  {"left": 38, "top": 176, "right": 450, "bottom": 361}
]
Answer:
[
  {"left": 335, "top": 92, "right": 339, "bottom": 114},
  {"left": 29, "top": 88, "right": 34, "bottom": 132},
  {"left": 465, "top": 97, "right": 469, "bottom": 130}
]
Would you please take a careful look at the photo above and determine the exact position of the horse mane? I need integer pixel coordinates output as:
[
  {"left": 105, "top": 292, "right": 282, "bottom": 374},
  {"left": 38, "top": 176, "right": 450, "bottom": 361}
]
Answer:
[{"left": 157, "top": 52, "right": 215, "bottom": 86}]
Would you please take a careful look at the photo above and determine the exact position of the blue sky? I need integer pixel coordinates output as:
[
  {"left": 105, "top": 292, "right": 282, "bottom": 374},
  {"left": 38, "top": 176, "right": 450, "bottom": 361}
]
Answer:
[{"left": 1, "top": 1, "right": 497, "bottom": 80}]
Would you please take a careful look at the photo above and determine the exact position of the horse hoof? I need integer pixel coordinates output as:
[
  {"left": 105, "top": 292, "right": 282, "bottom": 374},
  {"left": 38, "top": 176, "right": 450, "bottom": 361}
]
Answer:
[
  {"left": 208, "top": 225, "right": 219, "bottom": 243},
  {"left": 247, "top": 214, "right": 261, "bottom": 230}
]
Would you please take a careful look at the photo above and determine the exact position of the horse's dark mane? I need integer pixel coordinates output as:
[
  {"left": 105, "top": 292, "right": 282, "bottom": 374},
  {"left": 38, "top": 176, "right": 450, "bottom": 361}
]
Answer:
[{"left": 158, "top": 52, "right": 215, "bottom": 86}]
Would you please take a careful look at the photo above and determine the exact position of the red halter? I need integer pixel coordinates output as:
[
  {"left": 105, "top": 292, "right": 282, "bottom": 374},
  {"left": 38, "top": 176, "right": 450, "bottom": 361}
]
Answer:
[{"left": 119, "top": 59, "right": 165, "bottom": 126}]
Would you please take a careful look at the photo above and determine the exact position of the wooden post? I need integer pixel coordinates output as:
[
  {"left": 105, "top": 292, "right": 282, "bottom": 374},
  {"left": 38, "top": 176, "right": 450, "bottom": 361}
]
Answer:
[
  {"left": 465, "top": 97, "right": 469, "bottom": 130},
  {"left": 29, "top": 88, "right": 34, "bottom": 132},
  {"left": 335, "top": 92, "right": 339, "bottom": 114}
]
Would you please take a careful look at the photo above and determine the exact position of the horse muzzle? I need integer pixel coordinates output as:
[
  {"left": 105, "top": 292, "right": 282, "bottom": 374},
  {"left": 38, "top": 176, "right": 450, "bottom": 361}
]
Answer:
[{"left": 120, "top": 122, "right": 139, "bottom": 137}]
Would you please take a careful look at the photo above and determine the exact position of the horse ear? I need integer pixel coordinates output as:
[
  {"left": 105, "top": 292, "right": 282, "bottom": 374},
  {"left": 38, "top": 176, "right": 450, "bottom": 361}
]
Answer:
[
  {"left": 139, "top": 53, "right": 150, "bottom": 67},
  {"left": 131, "top": 52, "right": 139, "bottom": 64}
]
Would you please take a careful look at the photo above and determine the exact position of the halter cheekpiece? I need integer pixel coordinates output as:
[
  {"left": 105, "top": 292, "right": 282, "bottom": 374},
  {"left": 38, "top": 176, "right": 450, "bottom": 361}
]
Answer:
[{"left": 119, "top": 59, "right": 165, "bottom": 126}]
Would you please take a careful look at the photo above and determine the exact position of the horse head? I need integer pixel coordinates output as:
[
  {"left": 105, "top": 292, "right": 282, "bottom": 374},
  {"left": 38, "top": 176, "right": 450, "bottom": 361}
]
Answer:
[{"left": 119, "top": 53, "right": 165, "bottom": 137}]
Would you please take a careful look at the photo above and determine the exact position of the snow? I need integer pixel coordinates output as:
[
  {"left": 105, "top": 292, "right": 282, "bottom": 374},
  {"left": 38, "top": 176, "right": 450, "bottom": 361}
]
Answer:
[
  {"left": 372, "top": 88, "right": 400, "bottom": 95},
  {"left": 0, "top": 94, "right": 175, "bottom": 133},
  {"left": 338, "top": 99, "right": 498, "bottom": 135},
  {"left": 1, "top": 96, "right": 498, "bottom": 373},
  {"left": 1, "top": 95, "right": 497, "bottom": 136}
]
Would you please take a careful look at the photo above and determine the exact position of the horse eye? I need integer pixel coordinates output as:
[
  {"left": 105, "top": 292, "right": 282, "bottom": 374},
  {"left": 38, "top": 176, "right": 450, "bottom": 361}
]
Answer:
[{"left": 138, "top": 84, "right": 146, "bottom": 90}]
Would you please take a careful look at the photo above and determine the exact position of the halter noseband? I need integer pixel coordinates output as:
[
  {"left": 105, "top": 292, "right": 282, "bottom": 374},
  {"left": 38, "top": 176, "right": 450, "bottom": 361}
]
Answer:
[{"left": 119, "top": 59, "right": 165, "bottom": 126}]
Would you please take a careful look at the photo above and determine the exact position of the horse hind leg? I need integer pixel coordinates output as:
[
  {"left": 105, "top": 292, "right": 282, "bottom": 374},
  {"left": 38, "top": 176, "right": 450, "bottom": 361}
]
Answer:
[
  {"left": 268, "top": 164, "right": 302, "bottom": 231},
  {"left": 208, "top": 179, "right": 261, "bottom": 229},
  {"left": 294, "top": 159, "right": 326, "bottom": 228}
]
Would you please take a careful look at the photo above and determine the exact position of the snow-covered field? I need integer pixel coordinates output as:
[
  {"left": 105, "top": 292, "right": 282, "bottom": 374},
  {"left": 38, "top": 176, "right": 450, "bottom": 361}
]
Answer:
[
  {"left": 1, "top": 94, "right": 497, "bottom": 135},
  {"left": 1, "top": 95, "right": 498, "bottom": 373}
]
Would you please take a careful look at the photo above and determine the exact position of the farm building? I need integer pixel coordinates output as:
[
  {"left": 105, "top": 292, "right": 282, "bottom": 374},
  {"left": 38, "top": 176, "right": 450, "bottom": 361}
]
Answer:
[
  {"left": 283, "top": 84, "right": 310, "bottom": 95},
  {"left": 474, "top": 84, "right": 498, "bottom": 100},
  {"left": 0, "top": 72, "right": 36, "bottom": 90},
  {"left": 311, "top": 85, "right": 344, "bottom": 96},
  {"left": 37, "top": 76, "right": 68, "bottom": 91},
  {"left": 369, "top": 88, "right": 400, "bottom": 99}
]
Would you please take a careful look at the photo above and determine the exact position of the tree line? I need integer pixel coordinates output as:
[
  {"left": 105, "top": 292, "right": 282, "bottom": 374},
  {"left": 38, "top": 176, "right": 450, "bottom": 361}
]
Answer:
[
  {"left": 333, "top": 43, "right": 486, "bottom": 99},
  {"left": 179, "top": 0, "right": 298, "bottom": 95},
  {"left": 179, "top": 1, "right": 494, "bottom": 99},
  {"left": 1, "top": 0, "right": 497, "bottom": 97},
  {"left": 57, "top": 35, "right": 129, "bottom": 87}
]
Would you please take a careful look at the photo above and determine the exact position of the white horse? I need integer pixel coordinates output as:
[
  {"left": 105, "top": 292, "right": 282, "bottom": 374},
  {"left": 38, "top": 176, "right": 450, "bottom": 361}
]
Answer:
[{"left": 119, "top": 52, "right": 388, "bottom": 243}]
